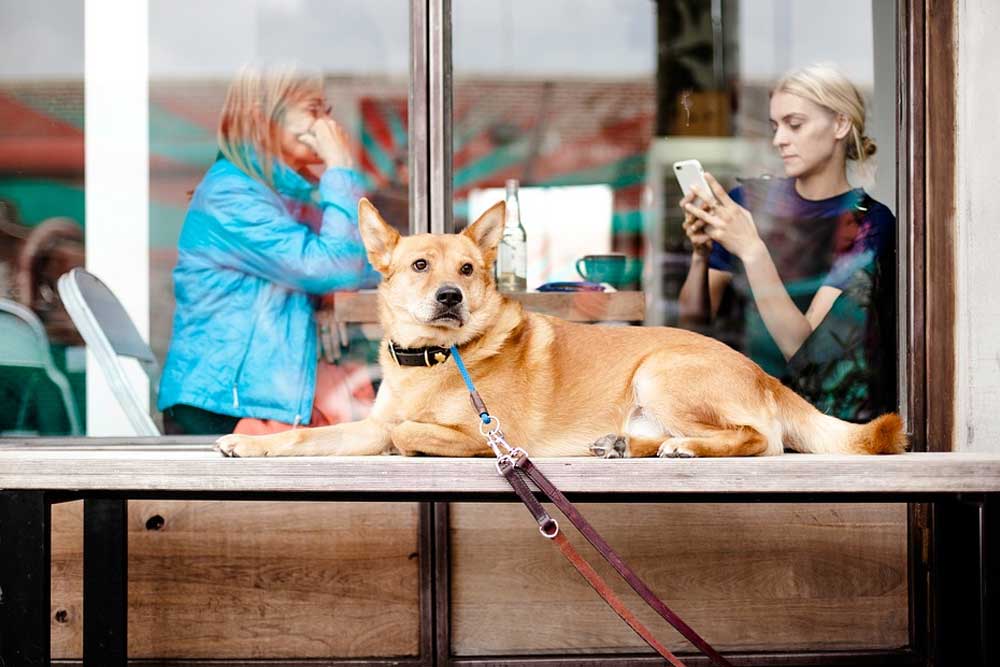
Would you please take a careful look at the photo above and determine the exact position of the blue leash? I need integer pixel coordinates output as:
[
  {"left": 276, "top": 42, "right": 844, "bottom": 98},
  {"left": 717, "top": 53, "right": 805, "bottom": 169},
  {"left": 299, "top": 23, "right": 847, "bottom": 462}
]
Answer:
[{"left": 450, "top": 345, "right": 492, "bottom": 425}]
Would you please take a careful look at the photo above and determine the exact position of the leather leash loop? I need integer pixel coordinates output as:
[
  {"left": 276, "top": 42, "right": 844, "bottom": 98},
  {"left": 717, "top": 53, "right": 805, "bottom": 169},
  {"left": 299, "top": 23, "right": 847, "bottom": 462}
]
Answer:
[
  {"left": 499, "top": 457, "right": 560, "bottom": 538},
  {"left": 516, "top": 456, "right": 734, "bottom": 667},
  {"left": 500, "top": 449, "right": 687, "bottom": 665}
]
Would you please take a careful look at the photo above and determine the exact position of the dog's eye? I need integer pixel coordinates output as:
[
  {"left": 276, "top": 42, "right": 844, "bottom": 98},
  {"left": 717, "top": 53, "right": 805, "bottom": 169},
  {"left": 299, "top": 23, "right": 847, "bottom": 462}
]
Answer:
[
  {"left": 460, "top": 263, "right": 474, "bottom": 276},
  {"left": 412, "top": 259, "right": 429, "bottom": 272}
]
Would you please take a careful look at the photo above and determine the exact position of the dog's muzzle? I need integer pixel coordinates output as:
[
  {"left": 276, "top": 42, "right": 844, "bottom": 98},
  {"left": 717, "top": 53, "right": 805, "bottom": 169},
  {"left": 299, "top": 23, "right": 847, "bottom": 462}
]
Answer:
[{"left": 432, "top": 285, "right": 466, "bottom": 325}]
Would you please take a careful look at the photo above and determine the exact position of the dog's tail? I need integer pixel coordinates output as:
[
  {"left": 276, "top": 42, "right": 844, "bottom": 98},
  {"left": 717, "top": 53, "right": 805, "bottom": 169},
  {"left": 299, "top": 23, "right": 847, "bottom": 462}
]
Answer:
[{"left": 772, "top": 379, "right": 907, "bottom": 455}]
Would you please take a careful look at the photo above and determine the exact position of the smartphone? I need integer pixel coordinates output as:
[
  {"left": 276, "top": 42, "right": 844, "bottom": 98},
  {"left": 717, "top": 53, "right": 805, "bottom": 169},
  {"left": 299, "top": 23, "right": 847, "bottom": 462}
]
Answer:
[{"left": 673, "top": 159, "right": 717, "bottom": 207}]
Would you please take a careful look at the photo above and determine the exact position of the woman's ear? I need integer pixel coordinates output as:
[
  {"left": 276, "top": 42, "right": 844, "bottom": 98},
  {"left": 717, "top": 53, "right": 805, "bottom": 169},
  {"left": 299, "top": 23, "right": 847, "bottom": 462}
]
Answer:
[
  {"left": 833, "top": 113, "right": 852, "bottom": 141},
  {"left": 358, "top": 198, "right": 400, "bottom": 274},
  {"left": 462, "top": 201, "right": 505, "bottom": 267}
]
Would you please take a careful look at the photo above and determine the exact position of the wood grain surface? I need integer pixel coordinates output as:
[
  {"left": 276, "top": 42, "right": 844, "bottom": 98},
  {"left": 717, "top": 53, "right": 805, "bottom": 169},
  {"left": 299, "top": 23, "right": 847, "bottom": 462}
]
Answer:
[
  {"left": 4, "top": 444, "right": 1000, "bottom": 494},
  {"left": 450, "top": 502, "right": 908, "bottom": 655},
  {"left": 24, "top": 444, "right": 991, "bottom": 657},
  {"left": 50, "top": 501, "right": 421, "bottom": 659}
]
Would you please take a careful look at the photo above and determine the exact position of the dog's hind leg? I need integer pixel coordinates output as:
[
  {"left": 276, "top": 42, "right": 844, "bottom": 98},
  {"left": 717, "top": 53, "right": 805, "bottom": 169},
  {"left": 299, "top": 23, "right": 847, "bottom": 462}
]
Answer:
[
  {"left": 624, "top": 355, "right": 782, "bottom": 458},
  {"left": 656, "top": 425, "right": 769, "bottom": 458},
  {"left": 594, "top": 426, "right": 770, "bottom": 459},
  {"left": 589, "top": 434, "right": 665, "bottom": 458},
  {"left": 621, "top": 436, "right": 664, "bottom": 458},
  {"left": 391, "top": 421, "right": 492, "bottom": 457},
  {"left": 589, "top": 404, "right": 672, "bottom": 458}
]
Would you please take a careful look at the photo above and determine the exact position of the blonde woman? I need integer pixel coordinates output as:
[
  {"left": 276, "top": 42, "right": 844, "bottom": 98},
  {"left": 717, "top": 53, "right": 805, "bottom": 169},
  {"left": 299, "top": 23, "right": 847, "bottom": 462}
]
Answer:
[
  {"left": 677, "top": 64, "right": 896, "bottom": 421},
  {"left": 159, "top": 66, "right": 379, "bottom": 435}
]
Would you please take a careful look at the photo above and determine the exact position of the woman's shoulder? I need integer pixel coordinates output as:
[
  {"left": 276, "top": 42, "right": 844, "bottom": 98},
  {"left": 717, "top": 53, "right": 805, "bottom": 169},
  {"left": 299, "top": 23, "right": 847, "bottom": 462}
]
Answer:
[
  {"left": 857, "top": 193, "right": 896, "bottom": 237},
  {"left": 188, "top": 159, "right": 281, "bottom": 217},
  {"left": 859, "top": 193, "right": 895, "bottom": 222},
  {"left": 195, "top": 158, "right": 272, "bottom": 199},
  {"left": 846, "top": 192, "right": 896, "bottom": 258},
  {"left": 182, "top": 160, "right": 283, "bottom": 236}
]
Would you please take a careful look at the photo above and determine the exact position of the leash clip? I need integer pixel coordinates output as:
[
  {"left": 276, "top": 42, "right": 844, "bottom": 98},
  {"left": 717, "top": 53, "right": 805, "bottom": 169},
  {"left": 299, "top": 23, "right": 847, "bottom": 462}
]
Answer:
[
  {"left": 481, "top": 416, "right": 529, "bottom": 471},
  {"left": 479, "top": 414, "right": 502, "bottom": 437},
  {"left": 495, "top": 447, "right": 526, "bottom": 473}
]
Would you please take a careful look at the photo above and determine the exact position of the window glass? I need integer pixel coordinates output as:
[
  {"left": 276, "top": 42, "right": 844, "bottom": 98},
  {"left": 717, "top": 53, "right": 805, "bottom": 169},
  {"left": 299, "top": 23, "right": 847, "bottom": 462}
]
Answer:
[
  {"left": 453, "top": 0, "right": 898, "bottom": 421},
  {"left": 449, "top": 2, "right": 906, "bottom": 657},
  {"left": 0, "top": 1, "right": 86, "bottom": 436},
  {"left": 148, "top": 0, "right": 409, "bottom": 436}
]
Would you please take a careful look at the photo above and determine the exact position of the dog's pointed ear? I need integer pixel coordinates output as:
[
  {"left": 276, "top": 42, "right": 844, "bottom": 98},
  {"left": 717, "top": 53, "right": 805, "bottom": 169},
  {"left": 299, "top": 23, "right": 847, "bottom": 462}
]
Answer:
[
  {"left": 358, "top": 198, "right": 400, "bottom": 274},
  {"left": 462, "top": 200, "right": 505, "bottom": 265}
]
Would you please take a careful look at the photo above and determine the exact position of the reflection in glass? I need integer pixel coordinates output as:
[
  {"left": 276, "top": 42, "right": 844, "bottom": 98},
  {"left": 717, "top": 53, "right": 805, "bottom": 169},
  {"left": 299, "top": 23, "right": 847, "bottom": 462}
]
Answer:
[
  {"left": 454, "top": 0, "right": 897, "bottom": 421},
  {"left": 0, "top": 1, "right": 86, "bottom": 435},
  {"left": 454, "top": 0, "right": 656, "bottom": 292},
  {"left": 150, "top": 1, "right": 410, "bottom": 434}
]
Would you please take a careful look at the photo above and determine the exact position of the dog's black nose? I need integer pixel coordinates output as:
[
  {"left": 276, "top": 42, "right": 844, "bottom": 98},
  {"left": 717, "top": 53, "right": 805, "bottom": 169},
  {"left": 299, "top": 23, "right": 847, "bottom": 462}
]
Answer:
[{"left": 435, "top": 286, "right": 463, "bottom": 307}]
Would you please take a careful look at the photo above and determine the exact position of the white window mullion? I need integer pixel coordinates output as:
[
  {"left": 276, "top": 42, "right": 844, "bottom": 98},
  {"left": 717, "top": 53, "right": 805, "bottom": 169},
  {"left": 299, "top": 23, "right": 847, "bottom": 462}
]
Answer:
[{"left": 84, "top": 0, "right": 151, "bottom": 436}]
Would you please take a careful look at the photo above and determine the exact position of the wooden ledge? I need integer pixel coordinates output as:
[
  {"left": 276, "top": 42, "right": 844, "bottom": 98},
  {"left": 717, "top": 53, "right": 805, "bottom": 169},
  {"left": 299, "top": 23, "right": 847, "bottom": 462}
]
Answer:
[{"left": 1, "top": 440, "right": 999, "bottom": 495}]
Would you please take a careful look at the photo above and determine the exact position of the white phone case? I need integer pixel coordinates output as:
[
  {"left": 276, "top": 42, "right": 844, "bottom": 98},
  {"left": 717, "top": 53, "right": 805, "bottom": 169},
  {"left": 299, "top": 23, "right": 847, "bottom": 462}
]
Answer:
[{"left": 673, "top": 159, "right": 715, "bottom": 206}]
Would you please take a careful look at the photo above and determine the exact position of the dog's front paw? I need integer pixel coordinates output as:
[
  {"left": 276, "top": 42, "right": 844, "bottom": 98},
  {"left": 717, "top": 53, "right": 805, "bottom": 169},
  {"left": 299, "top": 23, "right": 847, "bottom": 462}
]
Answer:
[
  {"left": 657, "top": 441, "right": 696, "bottom": 458},
  {"left": 590, "top": 434, "right": 629, "bottom": 459},
  {"left": 215, "top": 433, "right": 271, "bottom": 458}
]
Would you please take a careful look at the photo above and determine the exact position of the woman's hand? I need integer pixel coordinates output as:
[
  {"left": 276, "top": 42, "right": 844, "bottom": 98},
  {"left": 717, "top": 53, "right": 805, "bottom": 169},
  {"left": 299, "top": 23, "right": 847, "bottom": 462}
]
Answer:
[
  {"left": 680, "top": 191, "right": 714, "bottom": 258},
  {"left": 298, "top": 118, "right": 354, "bottom": 170},
  {"left": 684, "top": 172, "right": 765, "bottom": 263}
]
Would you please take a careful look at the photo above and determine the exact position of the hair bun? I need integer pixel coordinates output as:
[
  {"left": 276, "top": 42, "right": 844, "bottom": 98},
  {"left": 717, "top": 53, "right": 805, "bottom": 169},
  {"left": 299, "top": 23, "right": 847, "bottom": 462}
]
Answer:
[
  {"left": 847, "top": 134, "right": 877, "bottom": 161},
  {"left": 861, "top": 135, "right": 877, "bottom": 157}
]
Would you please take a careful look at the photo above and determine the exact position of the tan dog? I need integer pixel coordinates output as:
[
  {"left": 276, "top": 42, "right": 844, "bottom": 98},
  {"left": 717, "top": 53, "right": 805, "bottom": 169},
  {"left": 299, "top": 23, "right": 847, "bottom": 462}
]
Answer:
[{"left": 216, "top": 200, "right": 906, "bottom": 459}]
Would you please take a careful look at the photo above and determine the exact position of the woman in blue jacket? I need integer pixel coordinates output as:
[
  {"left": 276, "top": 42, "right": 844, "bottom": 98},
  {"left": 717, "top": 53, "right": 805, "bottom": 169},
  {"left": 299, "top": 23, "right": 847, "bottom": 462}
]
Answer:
[{"left": 158, "top": 66, "right": 379, "bottom": 435}]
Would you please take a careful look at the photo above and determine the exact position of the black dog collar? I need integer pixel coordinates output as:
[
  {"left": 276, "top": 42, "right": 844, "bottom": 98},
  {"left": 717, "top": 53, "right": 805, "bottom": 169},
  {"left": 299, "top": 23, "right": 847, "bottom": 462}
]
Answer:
[{"left": 387, "top": 342, "right": 452, "bottom": 367}]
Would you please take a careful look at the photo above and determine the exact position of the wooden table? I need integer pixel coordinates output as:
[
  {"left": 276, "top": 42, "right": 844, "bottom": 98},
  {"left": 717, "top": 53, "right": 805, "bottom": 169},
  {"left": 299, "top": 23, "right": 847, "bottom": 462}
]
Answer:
[{"left": 1, "top": 442, "right": 998, "bottom": 666}]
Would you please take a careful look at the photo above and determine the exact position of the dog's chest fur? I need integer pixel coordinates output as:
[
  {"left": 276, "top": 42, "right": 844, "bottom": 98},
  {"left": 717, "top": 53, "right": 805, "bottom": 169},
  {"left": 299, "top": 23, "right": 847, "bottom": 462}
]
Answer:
[{"left": 383, "top": 363, "right": 479, "bottom": 427}]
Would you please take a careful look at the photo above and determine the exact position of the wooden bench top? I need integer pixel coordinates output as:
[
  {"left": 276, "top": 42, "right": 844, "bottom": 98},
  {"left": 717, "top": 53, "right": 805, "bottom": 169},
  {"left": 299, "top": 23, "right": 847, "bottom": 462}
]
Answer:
[{"left": 2, "top": 439, "right": 999, "bottom": 496}]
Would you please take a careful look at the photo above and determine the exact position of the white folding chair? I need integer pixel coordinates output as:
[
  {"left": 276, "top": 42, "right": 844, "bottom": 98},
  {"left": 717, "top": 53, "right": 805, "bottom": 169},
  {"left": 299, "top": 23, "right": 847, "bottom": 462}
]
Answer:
[
  {"left": 0, "top": 299, "right": 82, "bottom": 435},
  {"left": 57, "top": 268, "right": 160, "bottom": 435}
]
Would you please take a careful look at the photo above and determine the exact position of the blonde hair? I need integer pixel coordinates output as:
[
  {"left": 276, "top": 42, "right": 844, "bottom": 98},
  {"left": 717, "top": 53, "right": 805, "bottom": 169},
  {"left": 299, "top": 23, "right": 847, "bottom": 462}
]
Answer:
[
  {"left": 774, "top": 64, "right": 876, "bottom": 164},
  {"left": 217, "top": 65, "right": 323, "bottom": 189}
]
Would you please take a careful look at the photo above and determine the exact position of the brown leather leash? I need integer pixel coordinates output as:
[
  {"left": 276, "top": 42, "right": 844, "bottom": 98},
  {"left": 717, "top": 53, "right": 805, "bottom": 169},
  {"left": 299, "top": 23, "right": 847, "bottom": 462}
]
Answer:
[
  {"left": 499, "top": 454, "right": 690, "bottom": 666},
  {"left": 448, "top": 346, "right": 732, "bottom": 667}
]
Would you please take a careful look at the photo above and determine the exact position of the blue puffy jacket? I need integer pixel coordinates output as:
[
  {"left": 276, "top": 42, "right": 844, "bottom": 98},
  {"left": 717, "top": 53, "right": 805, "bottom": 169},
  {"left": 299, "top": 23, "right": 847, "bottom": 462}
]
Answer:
[{"left": 157, "top": 156, "right": 379, "bottom": 424}]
